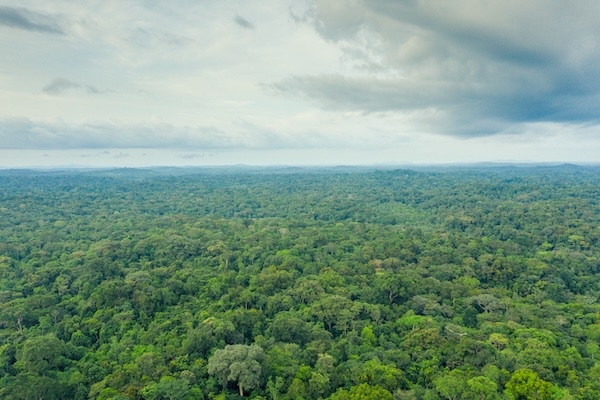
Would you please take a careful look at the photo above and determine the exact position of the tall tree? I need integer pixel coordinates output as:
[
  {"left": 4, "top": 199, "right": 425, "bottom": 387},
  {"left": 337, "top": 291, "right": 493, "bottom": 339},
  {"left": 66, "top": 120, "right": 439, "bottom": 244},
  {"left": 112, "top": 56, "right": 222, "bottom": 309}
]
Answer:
[{"left": 208, "top": 344, "right": 265, "bottom": 396}]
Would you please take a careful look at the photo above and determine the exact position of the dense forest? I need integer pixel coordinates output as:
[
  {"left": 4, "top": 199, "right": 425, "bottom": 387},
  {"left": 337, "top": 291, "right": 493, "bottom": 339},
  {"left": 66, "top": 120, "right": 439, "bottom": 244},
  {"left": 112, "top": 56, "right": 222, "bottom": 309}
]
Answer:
[{"left": 1, "top": 165, "right": 600, "bottom": 400}]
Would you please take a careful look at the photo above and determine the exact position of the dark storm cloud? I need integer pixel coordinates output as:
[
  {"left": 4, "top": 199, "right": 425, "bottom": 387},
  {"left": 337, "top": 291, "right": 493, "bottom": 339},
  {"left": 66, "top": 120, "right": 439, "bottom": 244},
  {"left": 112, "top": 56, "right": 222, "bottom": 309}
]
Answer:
[
  {"left": 0, "top": 6, "right": 65, "bottom": 34},
  {"left": 234, "top": 14, "right": 254, "bottom": 30},
  {"left": 271, "top": 0, "right": 600, "bottom": 136},
  {"left": 42, "top": 78, "right": 102, "bottom": 95}
]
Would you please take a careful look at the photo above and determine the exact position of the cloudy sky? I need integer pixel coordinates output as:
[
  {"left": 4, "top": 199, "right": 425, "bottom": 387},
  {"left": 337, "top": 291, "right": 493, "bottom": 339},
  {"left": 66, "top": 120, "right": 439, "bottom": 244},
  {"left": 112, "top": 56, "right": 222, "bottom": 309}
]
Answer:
[{"left": 2, "top": 0, "right": 600, "bottom": 167}]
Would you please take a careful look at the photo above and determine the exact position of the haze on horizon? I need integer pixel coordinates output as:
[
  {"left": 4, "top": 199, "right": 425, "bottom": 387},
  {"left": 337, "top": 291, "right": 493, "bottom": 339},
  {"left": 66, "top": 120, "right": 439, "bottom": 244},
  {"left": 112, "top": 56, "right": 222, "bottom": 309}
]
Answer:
[{"left": 2, "top": 1, "right": 600, "bottom": 167}]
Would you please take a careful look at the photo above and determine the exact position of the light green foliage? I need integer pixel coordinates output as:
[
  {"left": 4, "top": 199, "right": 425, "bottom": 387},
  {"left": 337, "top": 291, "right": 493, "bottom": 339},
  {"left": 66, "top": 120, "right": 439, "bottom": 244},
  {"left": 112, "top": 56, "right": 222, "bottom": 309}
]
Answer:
[
  {"left": 434, "top": 369, "right": 469, "bottom": 400},
  {"left": 207, "top": 344, "right": 265, "bottom": 396},
  {"left": 360, "top": 325, "right": 377, "bottom": 347},
  {"left": 352, "top": 358, "right": 405, "bottom": 392},
  {"left": 285, "top": 364, "right": 327, "bottom": 400},
  {"left": 396, "top": 310, "right": 437, "bottom": 331},
  {"left": 266, "top": 376, "right": 284, "bottom": 400},
  {"left": 504, "top": 368, "right": 554, "bottom": 400},
  {"left": 465, "top": 376, "right": 498, "bottom": 400},
  {"left": 266, "top": 343, "right": 302, "bottom": 385},
  {"left": 141, "top": 376, "right": 191, "bottom": 400},
  {"left": 488, "top": 333, "right": 509, "bottom": 351}
]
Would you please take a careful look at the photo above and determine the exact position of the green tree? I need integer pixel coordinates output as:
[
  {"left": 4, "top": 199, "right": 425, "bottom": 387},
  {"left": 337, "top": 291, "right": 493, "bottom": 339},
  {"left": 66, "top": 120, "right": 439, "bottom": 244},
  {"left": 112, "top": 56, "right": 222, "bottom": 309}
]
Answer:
[
  {"left": 465, "top": 376, "right": 498, "bottom": 400},
  {"left": 352, "top": 358, "right": 405, "bottom": 392},
  {"left": 266, "top": 376, "right": 284, "bottom": 400},
  {"left": 433, "top": 369, "right": 468, "bottom": 400},
  {"left": 140, "top": 376, "right": 191, "bottom": 400},
  {"left": 328, "top": 383, "right": 393, "bottom": 400},
  {"left": 14, "top": 334, "right": 67, "bottom": 376},
  {"left": 207, "top": 344, "right": 265, "bottom": 396},
  {"left": 504, "top": 369, "right": 554, "bottom": 400}
]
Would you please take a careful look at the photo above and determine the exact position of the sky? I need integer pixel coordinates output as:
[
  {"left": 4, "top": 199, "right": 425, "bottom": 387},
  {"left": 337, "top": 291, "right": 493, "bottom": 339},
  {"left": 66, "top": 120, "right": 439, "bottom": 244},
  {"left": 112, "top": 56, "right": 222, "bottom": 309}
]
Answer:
[{"left": 2, "top": 0, "right": 600, "bottom": 167}]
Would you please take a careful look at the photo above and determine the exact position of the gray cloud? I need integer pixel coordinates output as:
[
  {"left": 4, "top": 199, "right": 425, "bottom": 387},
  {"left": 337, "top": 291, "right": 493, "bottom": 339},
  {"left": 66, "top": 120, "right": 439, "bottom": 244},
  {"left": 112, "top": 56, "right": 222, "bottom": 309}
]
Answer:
[
  {"left": 127, "top": 27, "right": 193, "bottom": 48},
  {"left": 234, "top": 14, "right": 254, "bottom": 30},
  {"left": 42, "top": 78, "right": 103, "bottom": 95},
  {"left": 0, "top": 118, "right": 364, "bottom": 150},
  {"left": 271, "top": 0, "right": 600, "bottom": 136},
  {"left": 80, "top": 151, "right": 111, "bottom": 158},
  {"left": 270, "top": 73, "right": 600, "bottom": 136},
  {"left": 43, "top": 78, "right": 80, "bottom": 95},
  {"left": 0, "top": 6, "right": 65, "bottom": 34},
  {"left": 111, "top": 152, "right": 130, "bottom": 159},
  {"left": 0, "top": 118, "right": 230, "bottom": 149},
  {"left": 178, "top": 152, "right": 215, "bottom": 159}
]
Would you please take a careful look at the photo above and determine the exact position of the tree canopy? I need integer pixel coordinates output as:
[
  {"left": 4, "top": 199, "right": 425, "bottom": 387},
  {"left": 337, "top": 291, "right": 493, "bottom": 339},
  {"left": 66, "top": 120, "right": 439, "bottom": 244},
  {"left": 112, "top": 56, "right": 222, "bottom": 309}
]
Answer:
[{"left": 0, "top": 165, "right": 600, "bottom": 399}]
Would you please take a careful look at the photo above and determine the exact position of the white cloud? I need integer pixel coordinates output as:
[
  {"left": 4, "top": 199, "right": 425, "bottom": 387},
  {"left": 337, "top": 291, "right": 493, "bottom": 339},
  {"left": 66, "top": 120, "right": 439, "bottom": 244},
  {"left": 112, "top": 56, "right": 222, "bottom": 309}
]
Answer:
[{"left": 1, "top": 0, "right": 600, "bottom": 165}]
